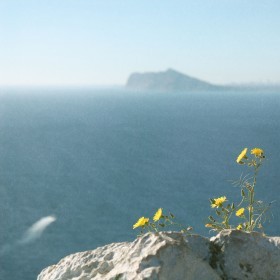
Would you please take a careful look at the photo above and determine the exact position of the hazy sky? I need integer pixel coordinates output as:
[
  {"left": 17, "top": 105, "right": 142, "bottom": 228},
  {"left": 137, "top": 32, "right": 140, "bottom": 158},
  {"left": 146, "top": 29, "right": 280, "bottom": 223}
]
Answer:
[{"left": 0, "top": 0, "right": 279, "bottom": 86}]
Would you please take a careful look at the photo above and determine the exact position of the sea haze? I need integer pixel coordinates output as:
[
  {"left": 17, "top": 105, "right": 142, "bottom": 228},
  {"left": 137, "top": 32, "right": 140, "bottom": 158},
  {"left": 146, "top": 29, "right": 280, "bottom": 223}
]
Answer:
[{"left": 0, "top": 88, "right": 280, "bottom": 279}]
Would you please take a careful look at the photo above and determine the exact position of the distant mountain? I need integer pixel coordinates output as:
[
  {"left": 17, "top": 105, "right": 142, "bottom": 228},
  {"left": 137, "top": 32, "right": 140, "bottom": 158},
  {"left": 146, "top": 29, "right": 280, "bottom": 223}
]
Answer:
[{"left": 126, "top": 69, "right": 224, "bottom": 92}]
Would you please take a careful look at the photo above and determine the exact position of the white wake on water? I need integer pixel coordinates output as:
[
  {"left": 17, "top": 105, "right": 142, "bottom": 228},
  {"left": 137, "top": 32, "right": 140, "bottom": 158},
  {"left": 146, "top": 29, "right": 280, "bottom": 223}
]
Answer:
[
  {"left": 0, "top": 215, "right": 56, "bottom": 256},
  {"left": 19, "top": 215, "right": 57, "bottom": 244}
]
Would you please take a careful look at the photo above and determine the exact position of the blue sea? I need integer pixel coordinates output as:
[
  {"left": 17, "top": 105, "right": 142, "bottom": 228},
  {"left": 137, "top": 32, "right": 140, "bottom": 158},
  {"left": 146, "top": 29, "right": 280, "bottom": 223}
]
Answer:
[{"left": 0, "top": 88, "right": 280, "bottom": 279}]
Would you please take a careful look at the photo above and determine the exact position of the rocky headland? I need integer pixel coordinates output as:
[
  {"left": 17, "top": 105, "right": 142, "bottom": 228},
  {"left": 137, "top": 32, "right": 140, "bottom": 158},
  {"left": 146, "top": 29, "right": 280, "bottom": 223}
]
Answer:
[
  {"left": 38, "top": 230, "right": 280, "bottom": 280},
  {"left": 126, "top": 69, "right": 225, "bottom": 92}
]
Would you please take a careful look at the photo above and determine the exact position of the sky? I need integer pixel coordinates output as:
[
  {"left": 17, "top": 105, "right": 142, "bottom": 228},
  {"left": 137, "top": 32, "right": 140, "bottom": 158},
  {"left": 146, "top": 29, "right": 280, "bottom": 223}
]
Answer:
[{"left": 0, "top": 0, "right": 279, "bottom": 86}]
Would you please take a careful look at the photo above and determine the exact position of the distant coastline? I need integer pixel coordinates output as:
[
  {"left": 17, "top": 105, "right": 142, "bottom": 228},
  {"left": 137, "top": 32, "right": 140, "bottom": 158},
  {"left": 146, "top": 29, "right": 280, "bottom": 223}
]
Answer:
[
  {"left": 125, "top": 69, "right": 280, "bottom": 93},
  {"left": 1, "top": 69, "right": 280, "bottom": 92}
]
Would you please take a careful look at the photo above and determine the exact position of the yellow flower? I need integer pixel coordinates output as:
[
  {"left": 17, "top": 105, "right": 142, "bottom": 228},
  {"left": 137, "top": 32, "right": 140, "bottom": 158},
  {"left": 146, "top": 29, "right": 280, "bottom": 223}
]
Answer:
[
  {"left": 133, "top": 217, "right": 149, "bottom": 229},
  {"left": 236, "top": 208, "right": 245, "bottom": 217},
  {"left": 251, "top": 148, "right": 264, "bottom": 158},
  {"left": 211, "top": 196, "right": 227, "bottom": 208},
  {"left": 153, "top": 208, "right": 163, "bottom": 222},
  {"left": 205, "top": 223, "right": 213, "bottom": 228},
  {"left": 236, "top": 148, "right": 248, "bottom": 164},
  {"left": 237, "top": 224, "right": 242, "bottom": 230}
]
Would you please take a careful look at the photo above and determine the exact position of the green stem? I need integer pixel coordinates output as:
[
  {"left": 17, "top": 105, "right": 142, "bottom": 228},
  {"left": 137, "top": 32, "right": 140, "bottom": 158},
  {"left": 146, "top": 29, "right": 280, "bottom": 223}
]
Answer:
[
  {"left": 248, "top": 160, "right": 261, "bottom": 231},
  {"left": 226, "top": 211, "right": 233, "bottom": 229},
  {"left": 248, "top": 189, "right": 254, "bottom": 231}
]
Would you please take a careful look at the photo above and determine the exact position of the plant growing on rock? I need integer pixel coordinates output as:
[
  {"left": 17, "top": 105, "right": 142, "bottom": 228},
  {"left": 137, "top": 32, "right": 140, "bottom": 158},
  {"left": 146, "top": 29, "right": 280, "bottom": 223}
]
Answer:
[
  {"left": 205, "top": 196, "right": 235, "bottom": 231},
  {"left": 206, "top": 147, "right": 272, "bottom": 233},
  {"left": 133, "top": 208, "right": 192, "bottom": 235},
  {"left": 234, "top": 147, "right": 271, "bottom": 232}
]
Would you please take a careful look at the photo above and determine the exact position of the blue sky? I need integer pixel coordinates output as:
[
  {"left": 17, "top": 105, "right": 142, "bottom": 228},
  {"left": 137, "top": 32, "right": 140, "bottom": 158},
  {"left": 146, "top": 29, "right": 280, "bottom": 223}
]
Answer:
[{"left": 0, "top": 0, "right": 279, "bottom": 86}]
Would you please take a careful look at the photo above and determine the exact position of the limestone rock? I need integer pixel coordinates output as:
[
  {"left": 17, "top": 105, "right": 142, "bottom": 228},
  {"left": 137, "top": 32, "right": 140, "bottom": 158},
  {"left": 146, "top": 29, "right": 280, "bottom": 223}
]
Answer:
[
  {"left": 210, "top": 230, "right": 280, "bottom": 280},
  {"left": 37, "top": 232, "right": 219, "bottom": 280},
  {"left": 37, "top": 230, "right": 280, "bottom": 280}
]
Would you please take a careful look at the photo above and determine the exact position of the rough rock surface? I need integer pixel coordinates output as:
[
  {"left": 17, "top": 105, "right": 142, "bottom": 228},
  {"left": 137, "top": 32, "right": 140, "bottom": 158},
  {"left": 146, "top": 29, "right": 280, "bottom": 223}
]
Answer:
[
  {"left": 38, "top": 230, "right": 280, "bottom": 280},
  {"left": 210, "top": 230, "right": 280, "bottom": 280}
]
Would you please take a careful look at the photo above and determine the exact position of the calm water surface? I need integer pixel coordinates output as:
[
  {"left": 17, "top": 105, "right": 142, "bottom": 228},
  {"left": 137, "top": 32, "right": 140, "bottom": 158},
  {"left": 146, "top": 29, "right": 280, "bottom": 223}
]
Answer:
[{"left": 0, "top": 88, "right": 279, "bottom": 279}]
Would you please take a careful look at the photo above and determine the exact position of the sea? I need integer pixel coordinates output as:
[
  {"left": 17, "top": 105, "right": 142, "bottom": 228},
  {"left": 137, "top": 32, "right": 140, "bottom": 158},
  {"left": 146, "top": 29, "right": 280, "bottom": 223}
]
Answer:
[{"left": 0, "top": 88, "right": 279, "bottom": 279}]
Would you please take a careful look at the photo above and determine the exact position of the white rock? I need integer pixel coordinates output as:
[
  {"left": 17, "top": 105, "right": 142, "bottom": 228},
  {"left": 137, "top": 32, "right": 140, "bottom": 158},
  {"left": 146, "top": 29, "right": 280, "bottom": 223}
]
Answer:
[
  {"left": 37, "top": 232, "right": 220, "bottom": 280},
  {"left": 210, "top": 230, "right": 280, "bottom": 280},
  {"left": 37, "top": 230, "right": 280, "bottom": 280}
]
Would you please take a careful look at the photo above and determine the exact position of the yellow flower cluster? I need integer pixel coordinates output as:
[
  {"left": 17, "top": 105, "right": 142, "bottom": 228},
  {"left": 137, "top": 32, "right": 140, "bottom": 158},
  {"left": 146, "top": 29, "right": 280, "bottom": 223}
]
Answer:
[
  {"left": 153, "top": 208, "right": 163, "bottom": 222},
  {"left": 236, "top": 208, "right": 245, "bottom": 217},
  {"left": 133, "top": 146, "right": 269, "bottom": 235},
  {"left": 133, "top": 208, "right": 163, "bottom": 230},
  {"left": 211, "top": 196, "right": 227, "bottom": 208},
  {"left": 236, "top": 147, "right": 265, "bottom": 164},
  {"left": 236, "top": 148, "right": 248, "bottom": 164},
  {"left": 133, "top": 217, "right": 149, "bottom": 229},
  {"left": 237, "top": 224, "right": 242, "bottom": 230},
  {"left": 251, "top": 148, "right": 264, "bottom": 158}
]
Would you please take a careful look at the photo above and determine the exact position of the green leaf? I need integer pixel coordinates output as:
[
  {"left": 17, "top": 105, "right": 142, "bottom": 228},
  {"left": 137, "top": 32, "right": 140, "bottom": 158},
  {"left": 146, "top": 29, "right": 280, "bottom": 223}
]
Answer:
[
  {"left": 221, "top": 208, "right": 229, "bottom": 214},
  {"left": 209, "top": 216, "right": 215, "bottom": 222}
]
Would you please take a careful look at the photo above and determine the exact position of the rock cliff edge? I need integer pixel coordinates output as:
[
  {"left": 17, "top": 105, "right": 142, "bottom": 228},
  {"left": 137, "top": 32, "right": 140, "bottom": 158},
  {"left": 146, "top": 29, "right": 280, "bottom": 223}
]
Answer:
[{"left": 37, "top": 230, "right": 280, "bottom": 280}]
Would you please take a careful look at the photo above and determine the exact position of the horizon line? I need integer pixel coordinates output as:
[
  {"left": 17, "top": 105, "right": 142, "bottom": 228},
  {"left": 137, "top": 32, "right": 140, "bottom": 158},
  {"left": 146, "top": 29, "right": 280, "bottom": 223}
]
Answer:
[{"left": 1, "top": 82, "right": 280, "bottom": 88}]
